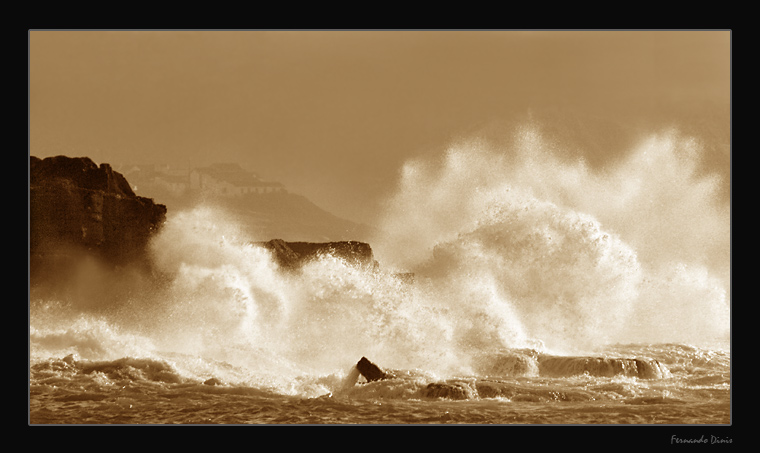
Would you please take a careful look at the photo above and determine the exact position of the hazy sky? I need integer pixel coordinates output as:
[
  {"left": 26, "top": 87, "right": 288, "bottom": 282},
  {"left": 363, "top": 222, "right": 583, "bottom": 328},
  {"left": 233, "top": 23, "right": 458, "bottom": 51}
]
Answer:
[{"left": 29, "top": 30, "right": 730, "bottom": 224}]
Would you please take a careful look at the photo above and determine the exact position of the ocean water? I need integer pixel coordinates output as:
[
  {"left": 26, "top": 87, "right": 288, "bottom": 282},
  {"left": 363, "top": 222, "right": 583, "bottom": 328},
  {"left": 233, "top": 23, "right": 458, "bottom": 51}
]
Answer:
[{"left": 29, "top": 118, "right": 730, "bottom": 425}]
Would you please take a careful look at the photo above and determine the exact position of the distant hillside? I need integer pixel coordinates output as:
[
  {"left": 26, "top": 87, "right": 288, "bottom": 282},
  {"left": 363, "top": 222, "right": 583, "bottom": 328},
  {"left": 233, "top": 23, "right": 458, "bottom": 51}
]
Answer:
[
  {"left": 133, "top": 180, "right": 375, "bottom": 243},
  {"left": 208, "top": 191, "right": 376, "bottom": 243}
]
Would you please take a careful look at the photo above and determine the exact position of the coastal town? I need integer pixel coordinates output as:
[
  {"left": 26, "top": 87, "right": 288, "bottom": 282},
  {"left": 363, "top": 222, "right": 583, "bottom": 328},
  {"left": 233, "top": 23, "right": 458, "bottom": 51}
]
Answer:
[{"left": 119, "top": 162, "right": 287, "bottom": 199}]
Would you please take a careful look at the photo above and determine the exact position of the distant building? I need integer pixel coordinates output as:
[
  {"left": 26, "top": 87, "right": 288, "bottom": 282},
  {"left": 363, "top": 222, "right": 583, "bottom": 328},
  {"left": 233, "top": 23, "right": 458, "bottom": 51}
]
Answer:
[
  {"left": 189, "top": 163, "right": 285, "bottom": 196},
  {"left": 121, "top": 164, "right": 158, "bottom": 192},
  {"left": 154, "top": 173, "right": 190, "bottom": 196}
]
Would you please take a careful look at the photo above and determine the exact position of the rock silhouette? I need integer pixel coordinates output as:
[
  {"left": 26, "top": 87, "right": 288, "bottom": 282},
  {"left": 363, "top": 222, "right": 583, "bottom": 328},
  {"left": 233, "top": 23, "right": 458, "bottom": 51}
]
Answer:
[{"left": 356, "top": 357, "right": 389, "bottom": 382}]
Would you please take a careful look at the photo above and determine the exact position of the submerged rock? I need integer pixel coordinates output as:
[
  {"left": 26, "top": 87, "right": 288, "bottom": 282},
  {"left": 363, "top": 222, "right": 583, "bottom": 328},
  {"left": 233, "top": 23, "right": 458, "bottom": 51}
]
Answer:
[
  {"left": 473, "top": 350, "right": 541, "bottom": 377},
  {"left": 423, "top": 382, "right": 475, "bottom": 400},
  {"left": 471, "top": 349, "right": 670, "bottom": 380},
  {"left": 537, "top": 355, "right": 670, "bottom": 379}
]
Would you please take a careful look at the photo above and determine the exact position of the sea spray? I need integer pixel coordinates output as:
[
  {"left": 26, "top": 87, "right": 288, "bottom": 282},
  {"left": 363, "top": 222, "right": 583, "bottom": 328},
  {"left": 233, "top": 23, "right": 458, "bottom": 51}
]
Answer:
[
  {"left": 29, "top": 306, "right": 159, "bottom": 362},
  {"left": 123, "top": 205, "right": 443, "bottom": 381},
  {"left": 371, "top": 118, "right": 729, "bottom": 353},
  {"left": 412, "top": 189, "right": 642, "bottom": 353}
]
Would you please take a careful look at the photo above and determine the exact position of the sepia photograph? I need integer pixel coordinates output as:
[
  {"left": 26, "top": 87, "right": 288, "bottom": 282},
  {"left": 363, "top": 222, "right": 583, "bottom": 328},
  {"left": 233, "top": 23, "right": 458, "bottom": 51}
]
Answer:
[{"left": 29, "top": 30, "right": 730, "bottom": 427}]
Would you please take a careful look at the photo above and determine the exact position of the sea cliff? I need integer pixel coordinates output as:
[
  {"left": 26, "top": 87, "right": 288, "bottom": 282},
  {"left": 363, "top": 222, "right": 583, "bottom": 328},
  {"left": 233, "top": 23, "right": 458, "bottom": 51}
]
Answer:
[{"left": 29, "top": 156, "right": 168, "bottom": 287}]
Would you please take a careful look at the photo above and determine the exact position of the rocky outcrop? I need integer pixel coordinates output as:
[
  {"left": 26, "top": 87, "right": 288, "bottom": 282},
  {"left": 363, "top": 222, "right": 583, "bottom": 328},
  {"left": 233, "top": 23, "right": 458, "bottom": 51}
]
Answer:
[
  {"left": 29, "top": 156, "right": 167, "bottom": 284},
  {"left": 257, "top": 238, "right": 378, "bottom": 271},
  {"left": 537, "top": 355, "right": 670, "bottom": 380}
]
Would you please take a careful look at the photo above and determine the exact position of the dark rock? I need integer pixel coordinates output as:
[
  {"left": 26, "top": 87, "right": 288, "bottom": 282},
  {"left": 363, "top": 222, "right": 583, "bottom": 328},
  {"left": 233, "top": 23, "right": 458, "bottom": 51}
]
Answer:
[
  {"left": 29, "top": 155, "right": 167, "bottom": 285},
  {"left": 30, "top": 155, "right": 135, "bottom": 197},
  {"left": 257, "top": 239, "right": 304, "bottom": 269},
  {"left": 423, "top": 382, "right": 474, "bottom": 400},
  {"left": 356, "top": 357, "right": 389, "bottom": 382},
  {"left": 257, "top": 239, "right": 378, "bottom": 271}
]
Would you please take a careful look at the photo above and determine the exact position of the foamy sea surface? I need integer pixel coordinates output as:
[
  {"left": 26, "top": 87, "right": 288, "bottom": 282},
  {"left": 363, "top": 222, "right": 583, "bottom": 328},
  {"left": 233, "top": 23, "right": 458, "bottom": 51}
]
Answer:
[{"left": 29, "top": 304, "right": 730, "bottom": 425}]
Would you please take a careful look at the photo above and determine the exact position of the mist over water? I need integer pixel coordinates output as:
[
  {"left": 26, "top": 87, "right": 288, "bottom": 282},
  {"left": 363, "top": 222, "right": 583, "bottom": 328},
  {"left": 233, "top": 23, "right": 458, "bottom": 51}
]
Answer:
[
  {"left": 138, "top": 205, "right": 469, "bottom": 380},
  {"left": 30, "top": 115, "right": 730, "bottom": 397}
]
